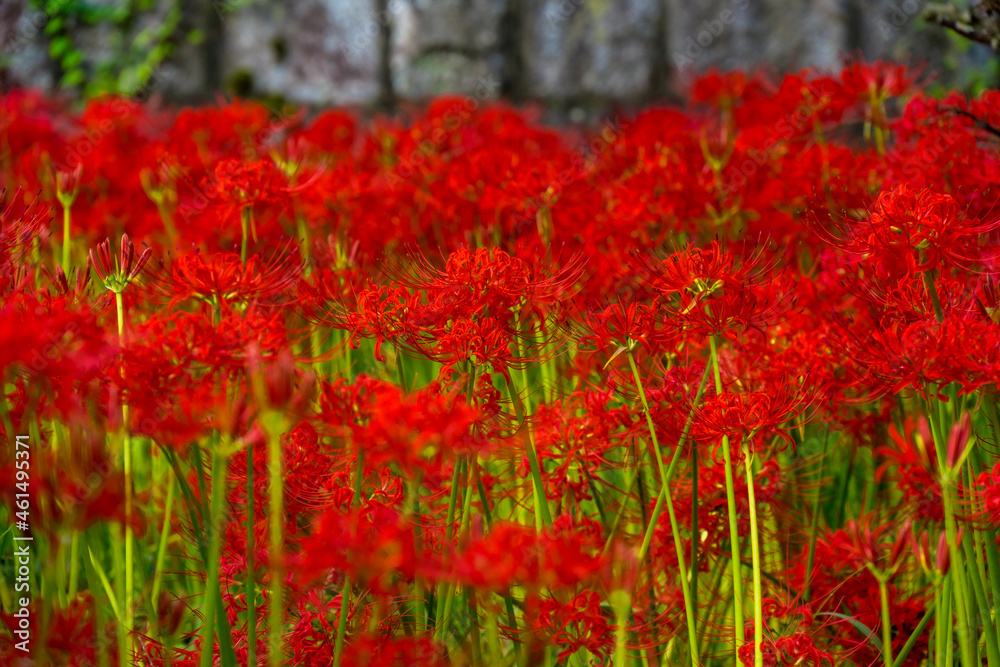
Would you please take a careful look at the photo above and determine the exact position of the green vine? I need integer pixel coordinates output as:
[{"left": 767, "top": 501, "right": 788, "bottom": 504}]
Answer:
[{"left": 31, "top": 0, "right": 184, "bottom": 97}]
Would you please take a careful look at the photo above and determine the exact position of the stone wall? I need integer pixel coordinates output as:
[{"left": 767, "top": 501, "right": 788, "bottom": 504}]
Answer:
[{"left": 0, "top": 0, "right": 995, "bottom": 114}]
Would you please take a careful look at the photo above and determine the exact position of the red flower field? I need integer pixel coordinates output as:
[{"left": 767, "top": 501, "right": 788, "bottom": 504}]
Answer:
[{"left": 2, "top": 61, "right": 1000, "bottom": 666}]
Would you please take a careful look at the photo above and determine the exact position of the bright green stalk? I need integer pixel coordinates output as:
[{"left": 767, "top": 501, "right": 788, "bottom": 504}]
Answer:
[
  {"left": 709, "top": 334, "right": 745, "bottom": 649},
  {"left": 925, "top": 398, "right": 975, "bottom": 667},
  {"left": 961, "top": 518, "right": 1000, "bottom": 666},
  {"left": 246, "top": 444, "right": 257, "bottom": 666},
  {"left": 67, "top": 532, "right": 80, "bottom": 600},
  {"left": 114, "top": 290, "right": 135, "bottom": 658},
  {"left": 743, "top": 443, "right": 764, "bottom": 667},
  {"left": 942, "top": 483, "right": 975, "bottom": 667},
  {"left": 435, "top": 458, "right": 465, "bottom": 630},
  {"left": 892, "top": 598, "right": 935, "bottom": 667},
  {"left": 877, "top": 577, "right": 894, "bottom": 667},
  {"left": 265, "top": 413, "right": 286, "bottom": 667},
  {"left": 200, "top": 447, "right": 229, "bottom": 667},
  {"left": 241, "top": 207, "right": 250, "bottom": 263},
  {"left": 61, "top": 204, "right": 71, "bottom": 271},
  {"left": 626, "top": 349, "right": 699, "bottom": 666},
  {"left": 150, "top": 473, "right": 175, "bottom": 607},
  {"left": 508, "top": 374, "right": 552, "bottom": 529}
]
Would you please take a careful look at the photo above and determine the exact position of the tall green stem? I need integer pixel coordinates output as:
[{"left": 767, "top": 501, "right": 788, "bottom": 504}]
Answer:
[
  {"left": 709, "top": 334, "right": 745, "bottom": 649},
  {"left": 241, "top": 207, "right": 251, "bottom": 264},
  {"left": 742, "top": 443, "right": 764, "bottom": 667},
  {"left": 61, "top": 204, "right": 72, "bottom": 271},
  {"left": 115, "top": 291, "right": 135, "bottom": 658},
  {"left": 625, "top": 350, "right": 699, "bottom": 666},
  {"left": 246, "top": 445, "right": 257, "bottom": 667},
  {"left": 265, "top": 413, "right": 285, "bottom": 667},
  {"left": 508, "top": 372, "right": 552, "bottom": 529},
  {"left": 200, "top": 448, "right": 229, "bottom": 667},
  {"left": 877, "top": 578, "right": 894, "bottom": 667}
]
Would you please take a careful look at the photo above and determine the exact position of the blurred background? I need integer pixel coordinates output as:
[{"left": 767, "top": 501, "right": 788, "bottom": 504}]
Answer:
[{"left": 1, "top": 0, "right": 998, "bottom": 117}]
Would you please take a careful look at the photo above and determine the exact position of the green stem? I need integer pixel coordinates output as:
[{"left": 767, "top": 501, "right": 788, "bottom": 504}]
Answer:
[
  {"left": 923, "top": 270, "right": 944, "bottom": 323},
  {"left": 877, "top": 577, "right": 894, "bottom": 667},
  {"left": 743, "top": 443, "right": 764, "bottom": 667},
  {"left": 200, "top": 448, "right": 230, "bottom": 667},
  {"left": 709, "top": 334, "right": 745, "bottom": 648},
  {"left": 67, "top": 532, "right": 80, "bottom": 600},
  {"left": 892, "top": 598, "right": 935, "bottom": 667},
  {"left": 150, "top": 473, "right": 175, "bottom": 607},
  {"left": 266, "top": 413, "right": 285, "bottom": 667},
  {"left": 508, "top": 375, "right": 552, "bottom": 529},
  {"left": 625, "top": 350, "right": 700, "bottom": 667},
  {"left": 961, "top": 514, "right": 1000, "bottom": 666},
  {"left": 115, "top": 290, "right": 135, "bottom": 657},
  {"left": 241, "top": 206, "right": 251, "bottom": 264},
  {"left": 246, "top": 444, "right": 257, "bottom": 667},
  {"left": 61, "top": 204, "right": 71, "bottom": 271}
]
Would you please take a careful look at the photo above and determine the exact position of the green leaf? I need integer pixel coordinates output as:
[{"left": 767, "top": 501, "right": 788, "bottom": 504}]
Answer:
[
  {"left": 48, "top": 34, "right": 70, "bottom": 58},
  {"left": 61, "top": 48, "right": 82, "bottom": 69},
  {"left": 43, "top": 16, "right": 64, "bottom": 35},
  {"left": 59, "top": 68, "right": 85, "bottom": 88}
]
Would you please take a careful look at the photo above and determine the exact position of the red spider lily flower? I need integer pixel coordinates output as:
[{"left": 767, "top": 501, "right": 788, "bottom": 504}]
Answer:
[
  {"left": 347, "top": 380, "right": 487, "bottom": 477},
  {"left": 195, "top": 157, "right": 322, "bottom": 227},
  {"left": 530, "top": 389, "right": 640, "bottom": 503},
  {"left": 523, "top": 591, "right": 614, "bottom": 663},
  {"left": 739, "top": 598, "right": 837, "bottom": 667},
  {"left": 447, "top": 521, "right": 605, "bottom": 594},
  {"left": 89, "top": 233, "right": 153, "bottom": 295},
  {"left": 393, "top": 246, "right": 583, "bottom": 329},
  {"left": 0, "top": 190, "right": 48, "bottom": 284},
  {"left": 246, "top": 345, "right": 315, "bottom": 414},
  {"left": 155, "top": 245, "right": 301, "bottom": 308},
  {"left": 692, "top": 382, "right": 812, "bottom": 456},
  {"left": 817, "top": 184, "right": 1000, "bottom": 281},
  {"left": 909, "top": 529, "right": 951, "bottom": 575},
  {"left": 339, "top": 282, "right": 422, "bottom": 362},
  {"left": 53, "top": 162, "right": 83, "bottom": 208},
  {"left": 200, "top": 158, "right": 290, "bottom": 208},
  {"left": 837, "top": 310, "right": 1000, "bottom": 397},
  {"left": 829, "top": 513, "right": 911, "bottom": 577},
  {"left": 634, "top": 240, "right": 794, "bottom": 336},
  {"left": 425, "top": 314, "right": 517, "bottom": 384},
  {"left": 840, "top": 60, "right": 916, "bottom": 103},
  {"left": 0, "top": 290, "right": 112, "bottom": 394},
  {"left": 295, "top": 506, "right": 422, "bottom": 594},
  {"left": 975, "top": 460, "right": 1000, "bottom": 528},
  {"left": 577, "top": 300, "right": 675, "bottom": 359},
  {"left": 875, "top": 417, "right": 942, "bottom": 522}
]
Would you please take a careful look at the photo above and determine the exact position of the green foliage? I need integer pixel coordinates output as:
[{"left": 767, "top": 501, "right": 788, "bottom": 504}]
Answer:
[{"left": 28, "top": 0, "right": 183, "bottom": 98}]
